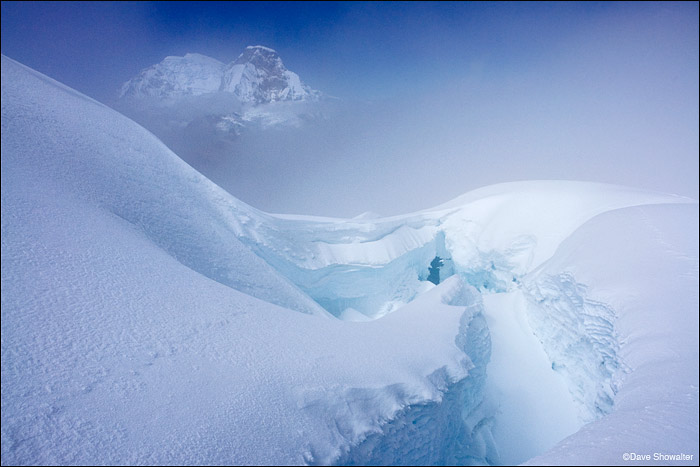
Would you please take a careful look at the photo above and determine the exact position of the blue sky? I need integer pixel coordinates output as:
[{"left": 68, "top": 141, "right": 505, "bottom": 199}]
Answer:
[
  {"left": 3, "top": 2, "right": 692, "bottom": 101},
  {"left": 2, "top": 1, "right": 698, "bottom": 214}
]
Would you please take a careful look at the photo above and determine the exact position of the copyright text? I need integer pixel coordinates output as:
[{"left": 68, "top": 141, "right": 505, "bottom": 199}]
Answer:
[{"left": 622, "top": 452, "right": 694, "bottom": 462}]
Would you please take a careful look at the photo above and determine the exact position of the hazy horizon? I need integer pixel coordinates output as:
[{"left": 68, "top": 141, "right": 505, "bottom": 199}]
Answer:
[{"left": 2, "top": 1, "right": 698, "bottom": 217}]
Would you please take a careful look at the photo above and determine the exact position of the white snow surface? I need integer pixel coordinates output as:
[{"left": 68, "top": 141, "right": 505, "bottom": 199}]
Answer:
[
  {"left": 481, "top": 290, "right": 582, "bottom": 465},
  {"left": 2, "top": 54, "right": 699, "bottom": 465},
  {"left": 523, "top": 204, "right": 699, "bottom": 466},
  {"left": 1, "top": 55, "right": 479, "bottom": 465},
  {"left": 119, "top": 53, "right": 226, "bottom": 100}
]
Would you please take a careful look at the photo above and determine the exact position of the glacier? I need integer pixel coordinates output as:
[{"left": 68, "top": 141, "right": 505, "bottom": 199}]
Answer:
[
  {"left": 524, "top": 204, "right": 699, "bottom": 465},
  {"left": 2, "top": 53, "right": 698, "bottom": 465}
]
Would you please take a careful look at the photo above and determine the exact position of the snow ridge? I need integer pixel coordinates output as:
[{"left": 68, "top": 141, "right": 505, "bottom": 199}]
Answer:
[{"left": 2, "top": 54, "right": 325, "bottom": 317}]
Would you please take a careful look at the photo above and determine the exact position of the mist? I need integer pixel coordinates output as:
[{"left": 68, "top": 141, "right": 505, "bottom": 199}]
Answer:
[
  {"left": 3, "top": 4, "right": 700, "bottom": 465},
  {"left": 3, "top": 1, "right": 698, "bottom": 217}
]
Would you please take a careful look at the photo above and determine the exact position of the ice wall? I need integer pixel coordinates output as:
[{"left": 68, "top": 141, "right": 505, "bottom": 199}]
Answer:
[
  {"left": 236, "top": 181, "right": 690, "bottom": 320},
  {"left": 524, "top": 204, "right": 699, "bottom": 465},
  {"left": 523, "top": 273, "right": 621, "bottom": 421},
  {"left": 331, "top": 281, "right": 497, "bottom": 466}
]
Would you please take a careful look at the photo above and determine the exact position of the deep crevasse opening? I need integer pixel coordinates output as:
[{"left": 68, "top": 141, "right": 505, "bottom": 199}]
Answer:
[
  {"left": 256, "top": 226, "right": 623, "bottom": 465},
  {"left": 521, "top": 272, "right": 621, "bottom": 421},
  {"left": 322, "top": 271, "right": 614, "bottom": 466},
  {"left": 333, "top": 300, "right": 498, "bottom": 466},
  {"left": 480, "top": 290, "right": 582, "bottom": 464}
]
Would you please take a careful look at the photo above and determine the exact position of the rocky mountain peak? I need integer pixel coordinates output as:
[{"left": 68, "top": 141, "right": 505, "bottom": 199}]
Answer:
[{"left": 119, "top": 45, "right": 319, "bottom": 105}]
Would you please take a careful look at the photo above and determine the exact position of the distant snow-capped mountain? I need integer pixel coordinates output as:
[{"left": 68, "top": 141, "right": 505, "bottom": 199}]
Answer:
[
  {"left": 222, "top": 45, "right": 318, "bottom": 103},
  {"left": 119, "top": 53, "right": 225, "bottom": 100},
  {"left": 113, "top": 45, "right": 334, "bottom": 187},
  {"left": 119, "top": 46, "right": 320, "bottom": 104}
]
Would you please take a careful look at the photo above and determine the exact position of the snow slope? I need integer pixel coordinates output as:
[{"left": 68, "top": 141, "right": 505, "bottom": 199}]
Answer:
[
  {"left": 1, "top": 54, "right": 487, "bottom": 465},
  {"left": 2, "top": 53, "right": 698, "bottom": 465},
  {"left": 481, "top": 290, "right": 582, "bottom": 465},
  {"left": 119, "top": 53, "right": 226, "bottom": 100},
  {"left": 524, "top": 204, "right": 699, "bottom": 466},
  {"left": 1, "top": 55, "right": 325, "bottom": 317}
]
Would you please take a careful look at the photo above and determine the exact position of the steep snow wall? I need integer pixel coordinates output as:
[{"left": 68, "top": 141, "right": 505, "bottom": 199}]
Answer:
[
  {"left": 524, "top": 273, "right": 621, "bottom": 421},
  {"left": 524, "top": 204, "right": 699, "bottom": 465},
  {"left": 333, "top": 283, "right": 495, "bottom": 466}
]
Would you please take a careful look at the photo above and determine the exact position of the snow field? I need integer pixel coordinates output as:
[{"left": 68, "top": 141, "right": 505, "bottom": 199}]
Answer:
[
  {"left": 1, "top": 55, "right": 486, "bottom": 465},
  {"left": 2, "top": 53, "right": 698, "bottom": 465},
  {"left": 525, "top": 204, "right": 699, "bottom": 465}
]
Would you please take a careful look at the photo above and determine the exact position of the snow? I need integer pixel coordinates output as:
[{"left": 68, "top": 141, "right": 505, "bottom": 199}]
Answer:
[
  {"left": 1, "top": 55, "right": 324, "bottom": 317},
  {"left": 120, "top": 46, "right": 319, "bottom": 105},
  {"left": 228, "top": 181, "right": 691, "bottom": 319},
  {"left": 119, "top": 53, "right": 225, "bottom": 100},
  {"left": 2, "top": 53, "right": 699, "bottom": 465},
  {"left": 523, "top": 204, "right": 699, "bottom": 466},
  {"left": 1, "top": 54, "right": 486, "bottom": 465},
  {"left": 482, "top": 291, "right": 582, "bottom": 465},
  {"left": 246, "top": 45, "right": 278, "bottom": 53}
]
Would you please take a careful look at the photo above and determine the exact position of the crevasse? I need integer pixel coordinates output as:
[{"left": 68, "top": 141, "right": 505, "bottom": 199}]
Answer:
[
  {"left": 522, "top": 272, "right": 621, "bottom": 421},
  {"left": 332, "top": 282, "right": 498, "bottom": 466},
  {"left": 248, "top": 220, "right": 624, "bottom": 464}
]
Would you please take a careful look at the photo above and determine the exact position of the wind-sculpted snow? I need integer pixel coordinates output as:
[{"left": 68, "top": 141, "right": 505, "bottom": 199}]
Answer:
[
  {"left": 302, "top": 279, "right": 494, "bottom": 465},
  {"left": 239, "top": 181, "right": 692, "bottom": 320},
  {"left": 524, "top": 204, "right": 699, "bottom": 465},
  {"left": 335, "top": 310, "right": 496, "bottom": 466},
  {"left": 1, "top": 55, "right": 325, "bottom": 318},
  {"left": 2, "top": 54, "right": 490, "bottom": 465},
  {"left": 2, "top": 54, "right": 698, "bottom": 465},
  {"left": 524, "top": 273, "right": 621, "bottom": 421}
]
